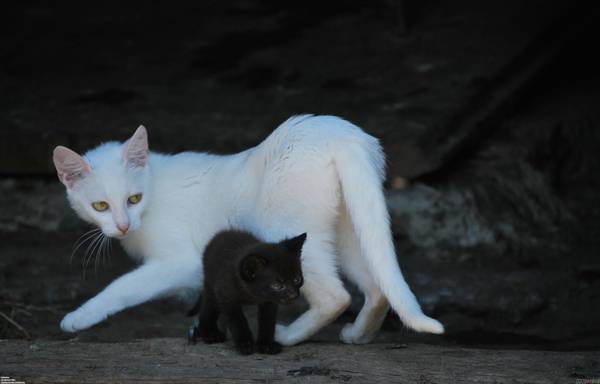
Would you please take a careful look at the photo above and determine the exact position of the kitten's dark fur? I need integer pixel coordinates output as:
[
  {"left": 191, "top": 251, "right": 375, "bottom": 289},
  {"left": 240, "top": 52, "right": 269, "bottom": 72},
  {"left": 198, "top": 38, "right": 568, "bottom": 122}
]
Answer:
[{"left": 188, "top": 230, "right": 306, "bottom": 355}]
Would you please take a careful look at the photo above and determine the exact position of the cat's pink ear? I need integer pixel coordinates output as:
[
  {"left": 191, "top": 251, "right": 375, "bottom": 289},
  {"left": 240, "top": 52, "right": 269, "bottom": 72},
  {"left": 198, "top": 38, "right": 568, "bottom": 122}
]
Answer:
[
  {"left": 123, "top": 125, "right": 149, "bottom": 168},
  {"left": 53, "top": 146, "right": 92, "bottom": 189}
]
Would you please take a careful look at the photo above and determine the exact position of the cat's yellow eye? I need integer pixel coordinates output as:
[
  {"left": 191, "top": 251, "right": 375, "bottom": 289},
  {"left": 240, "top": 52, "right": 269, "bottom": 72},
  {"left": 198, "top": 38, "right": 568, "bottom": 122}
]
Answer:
[
  {"left": 92, "top": 201, "right": 109, "bottom": 212},
  {"left": 128, "top": 193, "right": 142, "bottom": 205}
]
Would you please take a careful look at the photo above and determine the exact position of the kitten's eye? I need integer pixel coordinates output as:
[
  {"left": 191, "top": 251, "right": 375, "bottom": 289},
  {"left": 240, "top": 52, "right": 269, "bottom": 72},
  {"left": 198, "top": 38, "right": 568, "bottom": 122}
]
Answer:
[
  {"left": 128, "top": 193, "right": 142, "bottom": 205},
  {"left": 92, "top": 201, "right": 109, "bottom": 212},
  {"left": 293, "top": 275, "right": 303, "bottom": 285},
  {"left": 270, "top": 282, "right": 285, "bottom": 291}
]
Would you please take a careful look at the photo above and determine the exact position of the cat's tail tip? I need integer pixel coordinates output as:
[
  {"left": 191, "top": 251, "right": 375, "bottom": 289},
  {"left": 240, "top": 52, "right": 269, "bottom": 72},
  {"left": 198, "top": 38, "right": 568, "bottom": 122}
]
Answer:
[{"left": 408, "top": 315, "right": 445, "bottom": 334}]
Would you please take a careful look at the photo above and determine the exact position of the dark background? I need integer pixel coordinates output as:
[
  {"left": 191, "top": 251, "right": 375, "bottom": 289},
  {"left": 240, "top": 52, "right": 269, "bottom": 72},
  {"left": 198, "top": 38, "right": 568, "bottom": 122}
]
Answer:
[{"left": 1, "top": 0, "right": 599, "bottom": 350}]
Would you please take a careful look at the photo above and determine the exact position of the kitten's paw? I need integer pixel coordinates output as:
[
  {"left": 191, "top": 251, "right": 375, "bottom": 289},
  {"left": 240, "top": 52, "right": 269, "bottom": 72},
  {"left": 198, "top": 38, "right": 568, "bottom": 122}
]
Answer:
[
  {"left": 60, "top": 307, "right": 105, "bottom": 332},
  {"left": 339, "top": 323, "right": 376, "bottom": 345},
  {"left": 200, "top": 329, "right": 227, "bottom": 344},
  {"left": 235, "top": 340, "right": 254, "bottom": 355},
  {"left": 256, "top": 341, "right": 282, "bottom": 354},
  {"left": 187, "top": 325, "right": 198, "bottom": 344}
]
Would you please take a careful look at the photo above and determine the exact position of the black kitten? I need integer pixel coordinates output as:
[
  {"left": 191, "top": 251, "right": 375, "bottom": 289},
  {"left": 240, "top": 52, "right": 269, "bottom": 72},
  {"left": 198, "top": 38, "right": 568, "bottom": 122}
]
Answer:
[{"left": 188, "top": 230, "right": 306, "bottom": 355}]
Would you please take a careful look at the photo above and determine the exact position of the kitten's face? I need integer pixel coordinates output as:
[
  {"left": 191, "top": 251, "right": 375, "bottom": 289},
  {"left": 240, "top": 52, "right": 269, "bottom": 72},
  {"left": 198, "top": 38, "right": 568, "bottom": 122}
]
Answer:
[
  {"left": 247, "top": 256, "right": 304, "bottom": 304},
  {"left": 241, "top": 233, "right": 307, "bottom": 304},
  {"left": 53, "top": 126, "right": 150, "bottom": 239}
]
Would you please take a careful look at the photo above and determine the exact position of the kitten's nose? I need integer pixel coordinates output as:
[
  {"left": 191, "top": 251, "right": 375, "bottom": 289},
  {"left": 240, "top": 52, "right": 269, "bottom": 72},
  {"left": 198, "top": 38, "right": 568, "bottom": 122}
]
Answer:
[
  {"left": 287, "top": 291, "right": 299, "bottom": 301},
  {"left": 117, "top": 223, "right": 130, "bottom": 234}
]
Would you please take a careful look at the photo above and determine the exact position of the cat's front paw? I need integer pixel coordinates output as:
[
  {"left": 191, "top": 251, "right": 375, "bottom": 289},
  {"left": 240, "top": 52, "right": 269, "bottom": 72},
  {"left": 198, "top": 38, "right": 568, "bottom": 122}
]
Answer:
[
  {"left": 60, "top": 307, "right": 106, "bottom": 332},
  {"left": 256, "top": 341, "right": 282, "bottom": 354},
  {"left": 274, "top": 324, "right": 299, "bottom": 346},
  {"left": 235, "top": 340, "right": 254, "bottom": 355}
]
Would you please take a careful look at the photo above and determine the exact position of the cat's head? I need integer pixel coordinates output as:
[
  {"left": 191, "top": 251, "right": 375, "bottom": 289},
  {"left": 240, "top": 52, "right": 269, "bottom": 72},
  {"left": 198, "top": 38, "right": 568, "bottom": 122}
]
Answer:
[
  {"left": 240, "top": 233, "right": 307, "bottom": 304},
  {"left": 53, "top": 126, "right": 151, "bottom": 238}
]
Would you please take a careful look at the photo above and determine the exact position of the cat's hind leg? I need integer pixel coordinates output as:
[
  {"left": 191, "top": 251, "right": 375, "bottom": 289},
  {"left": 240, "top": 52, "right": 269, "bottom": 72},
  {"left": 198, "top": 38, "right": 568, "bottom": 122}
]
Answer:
[
  {"left": 338, "top": 208, "right": 390, "bottom": 344},
  {"left": 275, "top": 237, "right": 351, "bottom": 346}
]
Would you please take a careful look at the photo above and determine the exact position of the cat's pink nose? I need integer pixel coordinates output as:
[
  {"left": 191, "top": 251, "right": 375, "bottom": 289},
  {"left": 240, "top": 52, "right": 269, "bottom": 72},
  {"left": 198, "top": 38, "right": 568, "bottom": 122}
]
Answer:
[{"left": 117, "top": 223, "right": 130, "bottom": 234}]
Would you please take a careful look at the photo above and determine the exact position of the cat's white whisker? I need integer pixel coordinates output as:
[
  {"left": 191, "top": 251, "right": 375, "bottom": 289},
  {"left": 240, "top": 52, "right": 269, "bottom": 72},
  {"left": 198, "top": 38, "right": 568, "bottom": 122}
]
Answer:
[
  {"left": 99, "top": 235, "right": 106, "bottom": 268},
  {"left": 96, "top": 234, "right": 109, "bottom": 273},
  {"left": 104, "top": 237, "right": 113, "bottom": 267},
  {"left": 71, "top": 228, "right": 101, "bottom": 264},
  {"left": 94, "top": 235, "right": 104, "bottom": 274},
  {"left": 104, "top": 237, "right": 111, "bottom": 266},
  {"left": 73, "top": 228, "right": 100, "bottom": 249},
  {"left": 82, "top": 232, "right": 100, "bottom": 266},
  {"left": 91, "top": 233, "right": 105, "bottom": 273},
  {"left": 82, "top": 232, "right": 103, "bottom": 278},
  {"left": 71, "top": 231, "right": 100, "bottom": 267}
]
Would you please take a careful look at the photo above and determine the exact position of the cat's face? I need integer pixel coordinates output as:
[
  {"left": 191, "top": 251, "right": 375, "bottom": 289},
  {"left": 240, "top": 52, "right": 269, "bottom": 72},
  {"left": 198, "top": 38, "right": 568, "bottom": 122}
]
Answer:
[
  {"left": 241, "top": 233, "right": 307, "bottom": 304},
  {"left": 53, "top": 126, "right": 150, "bottom": 239}
]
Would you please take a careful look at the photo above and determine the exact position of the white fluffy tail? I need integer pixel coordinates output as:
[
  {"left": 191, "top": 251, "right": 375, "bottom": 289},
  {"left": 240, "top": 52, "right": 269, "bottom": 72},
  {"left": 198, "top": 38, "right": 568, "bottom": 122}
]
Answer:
[{"left": 334, "top": 133, "right": 444, "bottom": 334}]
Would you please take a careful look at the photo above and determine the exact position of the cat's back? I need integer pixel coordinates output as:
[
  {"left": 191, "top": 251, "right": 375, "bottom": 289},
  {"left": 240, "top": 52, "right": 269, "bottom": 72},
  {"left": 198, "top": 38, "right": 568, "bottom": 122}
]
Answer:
[
  {"left": 251, "top": 115, "right": 374, "bottom": 170},
  {"left": 262, "top": 115, "right": 369, "bottom": 147}
]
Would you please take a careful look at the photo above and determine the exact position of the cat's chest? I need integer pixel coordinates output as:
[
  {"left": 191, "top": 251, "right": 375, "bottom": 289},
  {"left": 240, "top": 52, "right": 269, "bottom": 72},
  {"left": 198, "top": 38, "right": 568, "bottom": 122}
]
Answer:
[
  {"left": 120, "top": 233, "right": 147, "bottom": 262},
  {"left": 119, "top": 227, "right": 170, "bottom": 262}
]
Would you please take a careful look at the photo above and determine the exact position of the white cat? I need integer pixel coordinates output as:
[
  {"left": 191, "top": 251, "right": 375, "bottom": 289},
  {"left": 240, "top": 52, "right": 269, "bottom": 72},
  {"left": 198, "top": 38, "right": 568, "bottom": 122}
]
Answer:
[{"left": 53, "top": 115, "right": 443, "bottom": 345}]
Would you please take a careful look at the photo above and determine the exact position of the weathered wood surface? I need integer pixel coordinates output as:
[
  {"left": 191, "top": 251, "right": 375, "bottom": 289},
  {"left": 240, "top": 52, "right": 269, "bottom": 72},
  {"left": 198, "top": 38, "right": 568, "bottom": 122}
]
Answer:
[{"left": 1, "top": 338, "right": 598, "bottom": 384}]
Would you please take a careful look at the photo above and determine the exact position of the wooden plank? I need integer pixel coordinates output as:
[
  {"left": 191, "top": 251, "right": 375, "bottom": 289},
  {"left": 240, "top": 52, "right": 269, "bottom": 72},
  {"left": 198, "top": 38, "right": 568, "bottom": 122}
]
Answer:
[{"left": 1, "top": 338, "right": 598, "bottom": 383}]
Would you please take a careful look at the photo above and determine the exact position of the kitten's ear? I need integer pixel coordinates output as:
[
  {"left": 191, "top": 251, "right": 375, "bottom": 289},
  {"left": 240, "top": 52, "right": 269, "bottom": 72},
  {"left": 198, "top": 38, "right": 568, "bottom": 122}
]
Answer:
[
  {"left": 240, "top": 253, "right": 268, "bottom": 281},
  {"left": 283, "top": 233, "right": 307, "bottom": 254},
  {"left": 53, "top": 146, "right": 92, "bottom": 189},
  {"left": 123, "top": 125, "right": 149, "bottom": 168}
]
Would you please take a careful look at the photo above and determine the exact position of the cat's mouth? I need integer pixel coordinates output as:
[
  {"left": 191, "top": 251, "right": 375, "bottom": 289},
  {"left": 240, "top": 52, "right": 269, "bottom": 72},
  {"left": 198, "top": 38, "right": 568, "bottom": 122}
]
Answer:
[
  {"left": 110, "top": 231, "right": 131, "bottom": 239},
  {"left": 108, "top": 225, "right": 137, "bottom": 239}
]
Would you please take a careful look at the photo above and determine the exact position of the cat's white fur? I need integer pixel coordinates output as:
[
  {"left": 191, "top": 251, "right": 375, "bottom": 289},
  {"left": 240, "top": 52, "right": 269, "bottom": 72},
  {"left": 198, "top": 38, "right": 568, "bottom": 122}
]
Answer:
[{"left": 53, "top": 115, "right": 443, "bottom": 345}]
